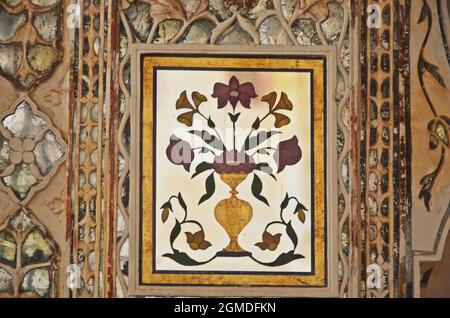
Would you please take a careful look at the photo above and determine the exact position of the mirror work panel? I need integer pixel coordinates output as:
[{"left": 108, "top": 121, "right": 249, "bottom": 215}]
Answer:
[{"left": 0, "top": 0, "right": 448, "bottom": 298}]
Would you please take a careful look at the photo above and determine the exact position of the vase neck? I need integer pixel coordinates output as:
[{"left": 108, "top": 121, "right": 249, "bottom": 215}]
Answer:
[{"left": 220, "top": 172, "right": 248, "bottom": 197}]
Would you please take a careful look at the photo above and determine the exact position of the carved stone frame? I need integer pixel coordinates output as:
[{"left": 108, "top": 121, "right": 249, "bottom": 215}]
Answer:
[
  {"left": 0, "top": 94, "right": 67, "bottom": 205},
  {"left": 128, "top": 44, "right": 338, "bottom": 297}
]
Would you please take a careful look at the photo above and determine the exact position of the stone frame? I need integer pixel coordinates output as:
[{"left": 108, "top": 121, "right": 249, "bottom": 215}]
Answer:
[{"left": 128, "top": 44, "right": 338, "bottom": 297}]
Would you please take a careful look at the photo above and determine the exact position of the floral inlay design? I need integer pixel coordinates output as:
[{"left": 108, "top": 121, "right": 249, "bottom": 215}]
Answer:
[
  {"left": 161, "top": 75, "right": 308, "bottom": 267},
  {"left": 0, "top": 100, "right": 65, "bottom": 201},
  {"left": 417, "top": 2, "right": 450, "bottom": 211},
  {"left": 211, "top": 75, "right": 257, "bottom": 109},
  {"left": 0, "top": 209, "right": 57, "bottom": 297},
  {"left": 118, "top": 0, "right": 345, "bottom": 296},
  {"left": 0, "top": 0, "right": 63, "bottom": 90}
]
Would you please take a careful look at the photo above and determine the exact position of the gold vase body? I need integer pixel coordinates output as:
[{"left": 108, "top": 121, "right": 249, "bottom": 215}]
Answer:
[{"left": 214, "top": 172, "right": 253, "bottom": 253}]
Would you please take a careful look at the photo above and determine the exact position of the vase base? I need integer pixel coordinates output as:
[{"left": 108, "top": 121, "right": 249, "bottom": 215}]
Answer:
[{"left": 216, "top": 251, "right": 252, "bottom": 257}]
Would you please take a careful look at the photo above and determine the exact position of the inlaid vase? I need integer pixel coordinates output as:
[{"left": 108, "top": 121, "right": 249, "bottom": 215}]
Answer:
[{"left": 214, "top": 172, "right": 253, "bottom": 254}]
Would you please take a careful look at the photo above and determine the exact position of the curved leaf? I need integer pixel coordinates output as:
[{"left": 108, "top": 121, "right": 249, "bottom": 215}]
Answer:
[
  {"left": 295, "top": 202, "right": 308, "bottom": 211},
  {"left": 286, "top": 221, "right": 298, "bottom": 248},
  {"left": 207, "top": 116, "right": 215, "bottom": 128},
  {"left": 418, "top": 2, "right": 430, "bottom": 23},
  {"left": 242, "top": 131, "right": 280, "bottom": 151},
  {"left": 252, "top": 250, "right": 304, "bottom": 267},
  {"left": 255, "top": 163, "right": 276, "bottom": 180},
  {"left": 160, "top": 201, "right": 172, "bottom": 210},
  {"left": 170, "top": 220, "right": 181, "bottom": 246},
  {"left": 228, "top": 112, "right": 241, "bottom": 123},
  {"left": 188, "top": 130, "right": 225, "bottom": 151},
  {"left": 280, "top": 193, "right": 289, "bottom": 210},
  {"left": 163, "top": 250, "right": 212, "bottom": 266},
  {"left": 178, "top": 192, "right": 187, "bottom": 211},
  {"left": 252, "top": 117, "right": 260, "bottom": 130},
  {"left": 251, "top": 174, "right": 269, "bottom": 206},
  {"left": 192, "top": 162, "right": 214, "bottom": 178},
  {"left": 197, "top": 147, "right": 215, "bottom": 154},
  {"left": 423, "top": 60, "right": 446, "bottom": 88},
  {"left": 198, "top": 172, "right": 215, "bottom": 205}
]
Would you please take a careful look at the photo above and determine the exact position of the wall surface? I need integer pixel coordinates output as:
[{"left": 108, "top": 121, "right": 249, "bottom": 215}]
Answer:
[{"left": 0, "top": 0, "right": 448, "bottom": 298}]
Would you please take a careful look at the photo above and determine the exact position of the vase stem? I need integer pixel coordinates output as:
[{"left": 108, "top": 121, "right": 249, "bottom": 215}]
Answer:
[{"left": 214, "top": 172, "right": 253, "bottom": 254}]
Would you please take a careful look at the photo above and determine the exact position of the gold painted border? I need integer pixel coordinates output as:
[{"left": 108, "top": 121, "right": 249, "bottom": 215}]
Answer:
[{"left": 141, "top": 56, "right": 325, "bottom": 287}]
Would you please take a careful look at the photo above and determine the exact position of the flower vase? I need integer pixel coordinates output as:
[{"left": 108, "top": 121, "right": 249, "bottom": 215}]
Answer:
[{"left": 214, "top": 172, "right": 253, "bottom": 254}]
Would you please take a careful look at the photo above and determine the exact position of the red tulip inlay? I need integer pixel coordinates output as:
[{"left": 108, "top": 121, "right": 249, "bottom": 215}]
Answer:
[{"left": 212, "top": 76, "right": 257, "bottom": 110}]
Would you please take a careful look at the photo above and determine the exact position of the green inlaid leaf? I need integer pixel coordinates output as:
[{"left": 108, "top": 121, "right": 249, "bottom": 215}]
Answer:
[
  {"left": 242, "top": 131, "right": 280, "bottom": 151},
  {"left": 255, "top": 163, "right": 276, "bottom": 180},
  {"left": 423, "top": 60, "right": 446, "bottom": 88},
  {"left": 251, "top": 174, "right": 269, "bottom": 206},
  {"left": 188, "top": 130, "right": 225, "bottom": 151},
  {"left": 253, "top": 250, "right": 304, "bottom": 267},
  {"left": 169, "top": 220, "right": 181, "bottom": 246},
  {"left": 228, "top": 112, "right": 241, "bottom": 123},
  {"left": 286, "top": 221, "right": 298, "bottom": 248},
  {"left": 198, "top": 172, "right": 215, "bottom": 205},
  {"left": 178, "top": 192, "right": 187, "bottom": 211},
  {"left": 192, "top": 162, "right": 214, "bottom": 178},
  {"left": 280, "top": 193, "right": 289, "bottom": 210},
  {"left": 207, "top": 116, "right": 215, "bottom": 128},
  {"left": 163, "top": 250, "right": 212, "bottom": 266}
]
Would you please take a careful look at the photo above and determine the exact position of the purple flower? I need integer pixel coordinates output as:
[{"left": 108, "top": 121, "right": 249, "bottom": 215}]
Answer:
[
  {"left": 213, "top": 150, "right": 256, "bottom": 174},
  {"left": 212, "top": 76, "right": 257, "bottom": 110},
  {"left": 273, "top": 136, "right": 302, "bottom": 173},
  {"left": 166, "top": 135, "right": 194, "bottom": 172}
]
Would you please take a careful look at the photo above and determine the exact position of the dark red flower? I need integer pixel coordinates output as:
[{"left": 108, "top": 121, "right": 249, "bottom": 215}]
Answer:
[
  {"left": 212, "top": 76, "right": 257, "bottom": 110},
  {"left": 213, "top": 150, "right": 256, "bottom": 174},
  {"left": 166, "top": 135, "right": 194, "bottom": 172},
  {"left": 273, "top": 136, "right": 302, "bottom": 173}
]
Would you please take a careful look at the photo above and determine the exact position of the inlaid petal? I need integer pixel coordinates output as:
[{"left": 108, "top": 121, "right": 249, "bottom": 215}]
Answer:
[
  {"left": 228, "top": 76, "right": 239, "bottom": 90},
  {"left": 212, "top": 82, "right": 230, "bottom": 98},
  {"left": 238, "top": 82, "right": 257, "bottom": 98}
]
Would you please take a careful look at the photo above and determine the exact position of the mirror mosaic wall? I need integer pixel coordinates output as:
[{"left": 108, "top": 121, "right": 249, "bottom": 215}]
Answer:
[{"left": 0, "top": 0, "right": 448, "bottom": 298}]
